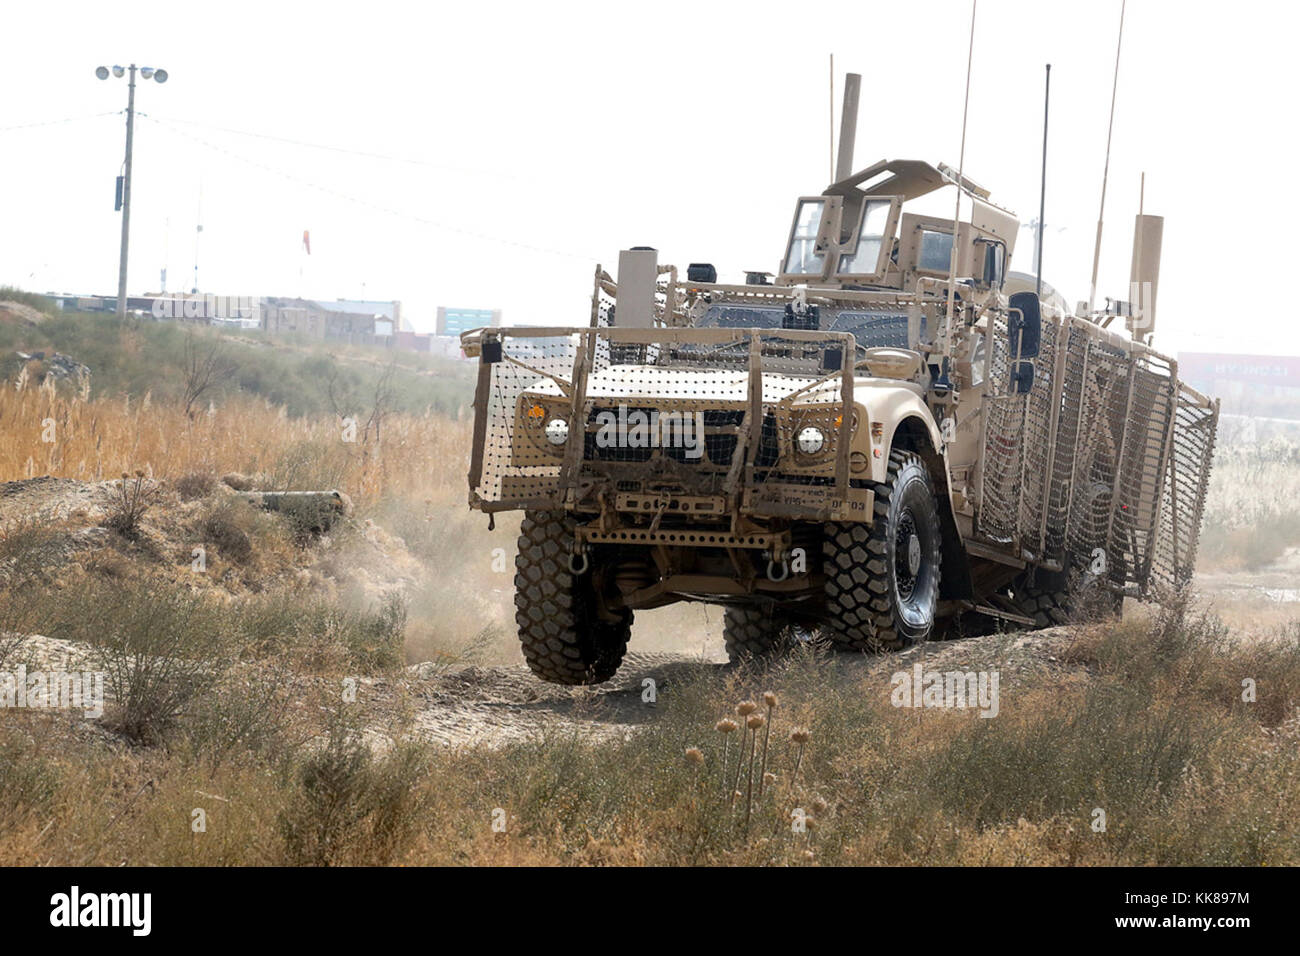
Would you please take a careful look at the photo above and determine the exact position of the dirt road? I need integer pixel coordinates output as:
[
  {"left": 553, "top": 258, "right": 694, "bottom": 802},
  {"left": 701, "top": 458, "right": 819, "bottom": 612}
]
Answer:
[{"left": 13, "top": 627, "right": 1081, "bottom": 751}]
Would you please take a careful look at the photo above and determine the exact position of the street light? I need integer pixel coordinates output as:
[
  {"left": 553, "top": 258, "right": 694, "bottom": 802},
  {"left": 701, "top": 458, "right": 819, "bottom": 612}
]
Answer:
[{"left": 96, "top": 63, "right": 168, "bottom": 318}]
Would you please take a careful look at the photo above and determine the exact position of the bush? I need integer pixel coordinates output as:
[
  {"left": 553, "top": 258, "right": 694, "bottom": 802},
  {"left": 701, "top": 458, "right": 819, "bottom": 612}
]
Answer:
[
  {"left": 103, "top": 472, "right": 164, "bottom": 540},
  {"left": 202, "top": 502, "right": 254, "bottom": 563},
  {"left": 0, "top": 517, "right": 63, "bottom": 667},
  {"left": 52, "top": 577, "right": 234, "bottom": 743},
  {"left": 179, "top": 662, "right": 298, "bottom": 769},
  {"left": 174, "top": 471, "right": 218, "bottom": 501},
  {"left": 276, "top": 709, "right": 428, "bottom": 865}
]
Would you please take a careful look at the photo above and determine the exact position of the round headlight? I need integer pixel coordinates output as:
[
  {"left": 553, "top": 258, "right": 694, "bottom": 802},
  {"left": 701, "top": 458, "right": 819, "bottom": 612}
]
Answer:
[
  {"left": 544, "top": 418, "right": 569, "bottom": 446},
  {"left": 796, "top": 426, "right": 826, "bottom": 455}
]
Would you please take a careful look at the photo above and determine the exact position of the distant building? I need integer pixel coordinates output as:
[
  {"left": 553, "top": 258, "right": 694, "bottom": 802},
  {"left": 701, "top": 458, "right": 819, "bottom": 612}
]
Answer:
[
  {"left": 436, "top": 307, "right": 501, "bottom": 337},
  {"left": 1179, "top": 351, "right": 1300, "bottom": 420},
  {"left": 261, "top": 297, "right": 401, "bottom": 344},
  {"left": 60, "top": 292, "right": 453, "bottom": 354},
  {"left": 1178, "top": 352, "right": 1300, "bottom": 393}
]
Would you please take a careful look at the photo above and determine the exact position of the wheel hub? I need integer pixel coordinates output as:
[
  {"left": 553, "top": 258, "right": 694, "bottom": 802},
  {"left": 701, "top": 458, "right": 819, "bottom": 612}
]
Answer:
[{"left": 894, "top": 507, "right": 920, "bottom": 601}]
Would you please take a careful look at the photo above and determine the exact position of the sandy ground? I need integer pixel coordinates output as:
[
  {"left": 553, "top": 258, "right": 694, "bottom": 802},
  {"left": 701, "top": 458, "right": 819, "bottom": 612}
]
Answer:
[
  {"left": 10, "top": 623, "right": 1082, "bottom": 751},
  {"left": 4, "top": 476, "right": 1294, "bottom": 753}
]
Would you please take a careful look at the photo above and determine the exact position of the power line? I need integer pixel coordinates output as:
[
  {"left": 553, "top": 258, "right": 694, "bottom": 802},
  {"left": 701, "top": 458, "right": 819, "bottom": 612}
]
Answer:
[
  {"left": 0, "top": 111, "right": 119, "bottom": 132},
  {"left": 140, "top": 115, "right": 600, "bottom": 263},
  {"left": 138, "top": 112, "right": 523, "bottom": 181}
]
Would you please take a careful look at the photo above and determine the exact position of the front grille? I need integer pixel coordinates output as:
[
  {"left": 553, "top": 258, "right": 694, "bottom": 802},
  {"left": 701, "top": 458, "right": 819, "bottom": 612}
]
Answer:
[{"left": 584, "top": 405, "right": 747, "bottom": 467}]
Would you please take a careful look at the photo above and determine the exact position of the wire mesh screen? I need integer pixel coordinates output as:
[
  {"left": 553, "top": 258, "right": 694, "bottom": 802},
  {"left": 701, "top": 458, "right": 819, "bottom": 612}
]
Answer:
[
  {"left": 1149, "top": 384, "right": 1219, "bottom": 590},
  {"left": 1109, "top": 353, "right": 1178, "bottom": 588},
  {"left": 470, "top": 331, "right": 580, "bottom": 507},
  {"left": 999, "top": 315, "right": 1219, "bottom": 594},
  {"left": 469, "top": 327, "right": 856, "bottom": 511},
  {"left": 1018, "top": 317, "right": 1060, "bottom": 555},
  {"left": 1060, "top": 332, "right": 1132, "bottom": 570},
  {"left": 976, "top": 315, "right": 1025, "bottom": 544}
]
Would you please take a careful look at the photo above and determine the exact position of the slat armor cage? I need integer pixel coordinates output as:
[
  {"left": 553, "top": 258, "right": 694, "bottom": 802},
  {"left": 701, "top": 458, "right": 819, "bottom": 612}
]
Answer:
[
  {"left": 975, "top": 311, "right": 1218, "bottom": 596},
  {"left": 465, "top": 277, "right": 1218, "bottom": 600}
]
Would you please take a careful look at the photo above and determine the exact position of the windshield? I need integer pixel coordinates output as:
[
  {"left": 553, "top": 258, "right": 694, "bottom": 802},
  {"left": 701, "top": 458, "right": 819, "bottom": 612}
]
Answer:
[
  {"left": 784, "top": 200, "right": 826, "bottom": 275},
  {"left": 837, "top": 200, "right": 892, "bottom": 275},
  {"left": 918, "top": 229, "right": 954, "bottom": 273},
  {"left": 698, "top": 305, "right": 917, "bottom": 350}
]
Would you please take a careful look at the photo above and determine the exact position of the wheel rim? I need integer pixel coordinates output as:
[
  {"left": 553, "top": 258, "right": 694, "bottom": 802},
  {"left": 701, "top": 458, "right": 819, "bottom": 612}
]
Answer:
[
  {"left": 894, "top": 507, "right": 918, "bottom": 601},
  {"left": 892, "top": 481, "right": 940, "bottom": 632}
]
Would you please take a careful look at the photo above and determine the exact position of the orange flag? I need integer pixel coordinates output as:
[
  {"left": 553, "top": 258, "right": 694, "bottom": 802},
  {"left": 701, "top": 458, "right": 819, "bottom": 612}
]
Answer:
[{"left": 302, "top": 230, "right": 311, "bottom": 255}]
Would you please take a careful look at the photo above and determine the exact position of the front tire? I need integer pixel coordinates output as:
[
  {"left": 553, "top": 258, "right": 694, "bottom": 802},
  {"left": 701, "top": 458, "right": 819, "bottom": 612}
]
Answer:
[
  {"left": 822, "top": 449, "right": 942, "bottom": 651},
  {"left": 514, "top": 510, "right": 631, "bottom": 684}
]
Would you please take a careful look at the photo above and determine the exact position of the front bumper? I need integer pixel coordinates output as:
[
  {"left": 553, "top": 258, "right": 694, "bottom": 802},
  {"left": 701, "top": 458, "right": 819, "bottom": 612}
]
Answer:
[{"left": 466, "top": 325, "right": 868, "bottom": 525}]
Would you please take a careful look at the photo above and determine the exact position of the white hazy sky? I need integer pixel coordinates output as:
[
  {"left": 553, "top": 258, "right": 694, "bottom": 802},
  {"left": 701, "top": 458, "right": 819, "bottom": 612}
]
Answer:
[{"left": 2, "top": 0, "right": 1296, "bottom": 355}]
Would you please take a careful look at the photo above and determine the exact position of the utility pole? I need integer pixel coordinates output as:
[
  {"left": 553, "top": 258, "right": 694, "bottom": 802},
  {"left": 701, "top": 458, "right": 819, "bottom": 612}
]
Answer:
[
  {"left": 96, "top": 63, "right": 168, "bottom": 318},
  {"left": 117, "top": 65, "right": 136, "bottom": 319}
]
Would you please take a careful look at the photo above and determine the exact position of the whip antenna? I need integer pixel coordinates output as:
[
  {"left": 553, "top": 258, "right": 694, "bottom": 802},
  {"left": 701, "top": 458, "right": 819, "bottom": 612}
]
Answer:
[
  {"left": 1088, "top": 0, "right": 1127, "bottom": 314},
  {"left": 943, "top": 0, "right": 978, "bottom": 357},
  {"left": 1036, "top": 64, "right": 1051, "bottom": 298},
  {"left": 829, "top": 54, "right": 835, "bottom": 182}
]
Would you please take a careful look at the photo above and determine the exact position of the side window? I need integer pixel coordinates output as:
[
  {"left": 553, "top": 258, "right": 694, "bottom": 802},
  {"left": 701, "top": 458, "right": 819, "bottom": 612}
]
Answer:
[
  {"left": 981, "top": 242, "right": 1006, "bottom": 288},
  {"left": 784, "top": 200, "right": 827, "bottom": 275},
  {"left": 837, "top": 200, "right": 892, "bottom": 275},
  {"left": 970, "top": 334, "right": 987, "bottom": 388},
  {"left": 918, "top": 230, "right": 954, "bottom": 272}
]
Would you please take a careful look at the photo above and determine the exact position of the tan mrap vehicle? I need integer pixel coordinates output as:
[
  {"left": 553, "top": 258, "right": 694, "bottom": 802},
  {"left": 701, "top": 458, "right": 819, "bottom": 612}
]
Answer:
[{"left": 461, "top": 78, "right": 1219, "bottom": 686}]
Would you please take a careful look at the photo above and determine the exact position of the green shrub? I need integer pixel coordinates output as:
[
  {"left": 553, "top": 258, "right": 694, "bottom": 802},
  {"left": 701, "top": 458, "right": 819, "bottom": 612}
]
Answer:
[{"left": 276, "top": 709, "right": 428, "bottom": 865}]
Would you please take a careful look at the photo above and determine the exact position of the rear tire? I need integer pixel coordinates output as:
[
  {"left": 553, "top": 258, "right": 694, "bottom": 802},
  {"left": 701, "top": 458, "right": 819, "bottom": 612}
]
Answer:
[
  {"left": 822, "top": 449, "right": 942, "bottom": 651},
  {"left": 1005, "top": 570, "right": 1122, "bottom": 629},
  {"left": 514, "top": 510, "right": 631, "bottom": 685},
  {"left": 723, "top": 605, "right": 795, "bottom": 661},
  {"left": 1007, "top": 579, "right": 1071, "bottom": 628}
]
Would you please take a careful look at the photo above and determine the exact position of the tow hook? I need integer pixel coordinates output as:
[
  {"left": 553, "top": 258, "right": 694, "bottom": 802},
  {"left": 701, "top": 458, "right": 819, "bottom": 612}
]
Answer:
[
  {"left": 765, "top": 551, "right": 790, "bottom": 582},
  {"left": 568, "top": 545, "right": 589, "bottom": 576}
]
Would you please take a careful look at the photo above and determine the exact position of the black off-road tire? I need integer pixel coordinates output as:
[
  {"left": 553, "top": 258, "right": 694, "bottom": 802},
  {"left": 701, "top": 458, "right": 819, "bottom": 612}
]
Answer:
[
  {"left": 723, "top": 605, "right": 796, "bottom": 661},
  {"left": 1007, "top": 580, "right": 1072, "bottom": 628},
  {"left": 822, "top": 449, "right": 942, "bottom": 651},
  {"left": 514, "top": 510, "right": 631, "bottom": 685},
  {"left": 1006, "top": 571, "right": 1122, "bottom": 630}
]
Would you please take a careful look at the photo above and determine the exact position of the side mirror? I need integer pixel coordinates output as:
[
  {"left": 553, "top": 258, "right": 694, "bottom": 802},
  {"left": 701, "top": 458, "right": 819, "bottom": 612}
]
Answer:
[
  {"left": 1007, "top": 291, "right": 1041, "bottom": 394},
  {"left": 1007, "top": 291, "right": 1041, "bottom": 359}
]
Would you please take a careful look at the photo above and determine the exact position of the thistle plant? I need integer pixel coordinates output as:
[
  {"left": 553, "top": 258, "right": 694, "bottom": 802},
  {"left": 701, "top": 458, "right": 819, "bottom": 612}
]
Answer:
[
  {"left": 730, "top": 701, "right": 757, "bottom": 804},
  {"left": 715, "top": 719, "right": 738, "bottom": 796},
  {"left": 758, "top": 691, "right": 777, "bottom": 798},
  {"left": 789, "top": 727, "right": 811, "bottom": 788},
  {"left": 744, "top": 713, "right": 764, "bottom": 832},
  {"left": 684, "top": 747, "right": 704, "bottom": 794}
]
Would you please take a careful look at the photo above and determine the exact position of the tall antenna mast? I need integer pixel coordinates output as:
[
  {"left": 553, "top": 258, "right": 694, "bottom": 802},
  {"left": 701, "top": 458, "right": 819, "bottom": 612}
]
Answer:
[
  {"left": 1036, "top": 64, "right": 1051, "bottom": 298},
  {"left": 943, "top": 0, "right": 977, "bottom": 358},
  {"left": 828, "top": 54, "right": 835, "bottom": 183},
  {"left": 1088, "top": 0, "right": 1127, "bottom": 314}
]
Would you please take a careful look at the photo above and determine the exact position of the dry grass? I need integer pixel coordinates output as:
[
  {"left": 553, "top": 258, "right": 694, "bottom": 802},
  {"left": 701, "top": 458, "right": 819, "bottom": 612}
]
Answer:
[
  {"left": 1, "top": 330, "right": 1297, "bottom": 866},
  {"left": 1200, "top": 437, "right": 1300, "bottom": 571},
  {"left": 2, "top": 598, "right": 1297, "bottom": 866},
  {"left": 0, "top": 374, "right": 469, "bottom": 506}
]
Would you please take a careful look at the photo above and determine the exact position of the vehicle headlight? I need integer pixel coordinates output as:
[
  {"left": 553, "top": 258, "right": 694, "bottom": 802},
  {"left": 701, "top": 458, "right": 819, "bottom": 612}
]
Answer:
[
  {"left": 544, "top": 418, "right": 570, "bottom": 445},
  {"left": 796, "top": 426, "right": 826, "bottom": 455}
]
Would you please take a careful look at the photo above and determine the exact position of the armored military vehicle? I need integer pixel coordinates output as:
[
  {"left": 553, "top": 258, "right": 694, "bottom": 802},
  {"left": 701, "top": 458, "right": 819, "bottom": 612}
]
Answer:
[{"left": 462, "top": 75, "right": 1219, "bottom": 685}]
